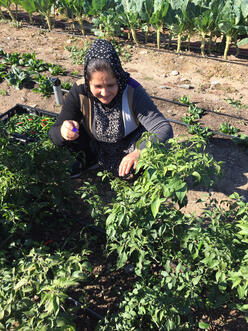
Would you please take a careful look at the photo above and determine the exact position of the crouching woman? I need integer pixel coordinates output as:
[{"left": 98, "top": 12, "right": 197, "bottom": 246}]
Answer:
[{"left": 48, "top": 39, "right": 173, "bottom": 178}]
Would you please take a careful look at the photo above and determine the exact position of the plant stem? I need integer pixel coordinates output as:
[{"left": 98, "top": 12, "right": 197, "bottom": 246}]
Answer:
[
  {"left": 208, "top": 31, "right": 213, "bottom": 54},
  {"left": 168, "top": 33, "right": 172, "bottom": 49},
  {"left": 0, "top": 8, "right": 4, "bottom": 19},
  {"left": 15, "top": 3, "right": 18, "bottom": 19},
  {"left": 28, "top": 12, "right": 33, "bottom": 25},
  {"left": 7, "top": 8, "right": 16, "bottom": 22},
  {"left": 78, "top": 16, "right": 85, "bottom": 36},
  {"left": 46, "top": 15, "right": 52, "bottom": 31},
  {"left": 131, "top": 28, "right": 139, "bottom": 45},
  {"left": 201, "top": 31, "right": 206, "bottom": 56},
  {"left": 234, "top": 35, "right": 240, "bottom": 57},
  {"left": 156, "top": 27, "right": 160, "bottom": 49},
  {"left": 187, "top": 34, "right": 191, "bottom": 52},
  {"left": 223, "top": 34, "right": 231, "bottom": 60},
  {"left": 176, "top": 33, "right": 182, "bottom": 53},
  {"left": 71, "top": 16, "right": 76, "bottom": 30}
]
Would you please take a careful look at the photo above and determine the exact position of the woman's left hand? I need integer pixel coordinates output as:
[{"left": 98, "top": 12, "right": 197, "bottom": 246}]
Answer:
[{"left": 119, "top": 149, "right": 141, "bottom": 177}]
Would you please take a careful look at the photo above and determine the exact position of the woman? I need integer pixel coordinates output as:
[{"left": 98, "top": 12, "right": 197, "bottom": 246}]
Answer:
[{"left": 48, "top": 39, "right": 173, "bottom": 178}]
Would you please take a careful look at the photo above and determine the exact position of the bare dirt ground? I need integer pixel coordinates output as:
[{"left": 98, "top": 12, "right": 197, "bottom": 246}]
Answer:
[{"left": 1, "top": 19, "right": 248, "bottom": 215}]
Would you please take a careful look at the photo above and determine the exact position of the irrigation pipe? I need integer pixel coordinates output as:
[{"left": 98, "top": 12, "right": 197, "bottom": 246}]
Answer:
[
  {"left": 60, "top": 88, "right": 248, "bottom": 124},
  {"left": 151, "top": 95, "right": 248, "bottom": 122},
  {"left": 74, "top": 218, "right": 106, "bottom": 235},
  {"left": 59, "top": 208, "right": 106, "bottom": 236},
  {"left": 68, "top": 296, "right": 104, "bottom": 320},
  {"left": 166, "top": 116, "right": 240, "bottom": 140},
  {"left": 137, "top": 44, "right": 248, "bottom": 67},
  {"left": 5, "top": 69, "right": 248, "bottom": 131},
  {"left": 62, "top": 84, "right": 243, "bottom": 141}
]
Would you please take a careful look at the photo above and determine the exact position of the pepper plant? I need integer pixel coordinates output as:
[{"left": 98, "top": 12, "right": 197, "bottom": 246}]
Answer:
[
  {"left": 85, "top": 134, "right": 248, "bottom": 329},
  {"left": 0, "top": 110, "right": 95, "bottom": 329}
]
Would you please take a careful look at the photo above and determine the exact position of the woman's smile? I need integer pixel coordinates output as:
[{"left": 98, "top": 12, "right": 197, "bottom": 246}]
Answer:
[{"left": 89, "top": 70, "right": 118, "bottom": 104}]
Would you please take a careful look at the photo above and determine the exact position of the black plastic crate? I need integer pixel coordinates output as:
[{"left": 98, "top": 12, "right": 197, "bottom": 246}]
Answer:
[
  {"left": 0, "top": 103, "right": 57, "bottom": 121},
  {"left": 0, "top": 103, "right": 57, "bottom": 143}
]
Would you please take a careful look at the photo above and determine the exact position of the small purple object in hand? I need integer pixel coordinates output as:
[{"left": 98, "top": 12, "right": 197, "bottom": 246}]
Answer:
[{"left": 72, "top": 127, "right": 78, "bottom": 133}]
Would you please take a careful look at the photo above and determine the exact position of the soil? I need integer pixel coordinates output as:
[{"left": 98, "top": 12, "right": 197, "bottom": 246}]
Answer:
[{"left": 1, "top": 13, "right": 248, "bottom": 330}]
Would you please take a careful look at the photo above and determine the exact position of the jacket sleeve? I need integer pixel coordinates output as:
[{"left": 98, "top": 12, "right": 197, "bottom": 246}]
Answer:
[
  {"left": 132, "top": 85, "right": 173, "bottom": 149},
  {"left": 48, "top": 83, "right": 84, "bottom": 146}
]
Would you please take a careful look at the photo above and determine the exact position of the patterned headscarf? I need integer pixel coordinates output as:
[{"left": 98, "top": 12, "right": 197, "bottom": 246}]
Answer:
[{"left": 84, "top": 39, "right": 130, "bottom": 97}]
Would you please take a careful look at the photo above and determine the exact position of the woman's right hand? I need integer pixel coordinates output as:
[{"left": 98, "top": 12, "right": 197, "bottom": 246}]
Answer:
[{"left": 60, "top": 120, "right": 79, "bottom": 141}]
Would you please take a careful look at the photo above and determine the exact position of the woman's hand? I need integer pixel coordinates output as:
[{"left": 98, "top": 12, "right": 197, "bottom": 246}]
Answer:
[
  {"left": 119, "top": 149, "right": 140, "bottom": 177},
  {"left": 60, "top": 120, "right": 79, "bottom": 141}
]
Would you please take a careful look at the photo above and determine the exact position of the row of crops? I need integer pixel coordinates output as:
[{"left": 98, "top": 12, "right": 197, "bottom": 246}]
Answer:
[
  {"left": 1, "top": 105, "right": 248, "bottom": 329},
  {"left": 1, "top": 0, "right": 248, "bottom": 59}
]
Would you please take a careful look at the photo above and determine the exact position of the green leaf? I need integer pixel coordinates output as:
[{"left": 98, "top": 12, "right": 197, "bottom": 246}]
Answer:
[
  {"left": 237, "top": 37, "right": 248, "bottom": 47},
  {"left": 192, "top": 275, "right": 201, "bottom": 286},
  {"left": 151, "top": 196, "right": 164, "bottom": 218},
  {"left": 192, "top": 171, "right": 201, "bottom": 182},
  {"left": 238, "top": 285, "right": 246, "bottom": 299},
  {"left": 199, "top": 321, "right": 210, "bottom": 329},
  {"left": 237, "top": 223, "right": 248, "bottom": 235},
  {"left": 241, "top": 0, "right": 248, "bottom": 18},
  {"left": 14, "top": 278, "right": 27, "bottom": 291}
]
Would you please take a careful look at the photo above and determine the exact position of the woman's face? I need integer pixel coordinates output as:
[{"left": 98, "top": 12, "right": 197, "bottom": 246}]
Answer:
[{"left": 89, "top": 70, "right": 118, "bottom": 104}]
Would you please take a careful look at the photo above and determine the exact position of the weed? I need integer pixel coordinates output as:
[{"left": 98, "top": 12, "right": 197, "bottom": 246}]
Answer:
[
  {"left": 219, "top": 122, "right": 239, "bottom": 135},
  {"left": 0, "top": 89, "right": 7, "bottom": 96},
  {"left": 224, "top": 97, "right": 248, "bottom": 109},
  {"left": 65, "top": 40, "right": 92, "bottom": 65}
]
